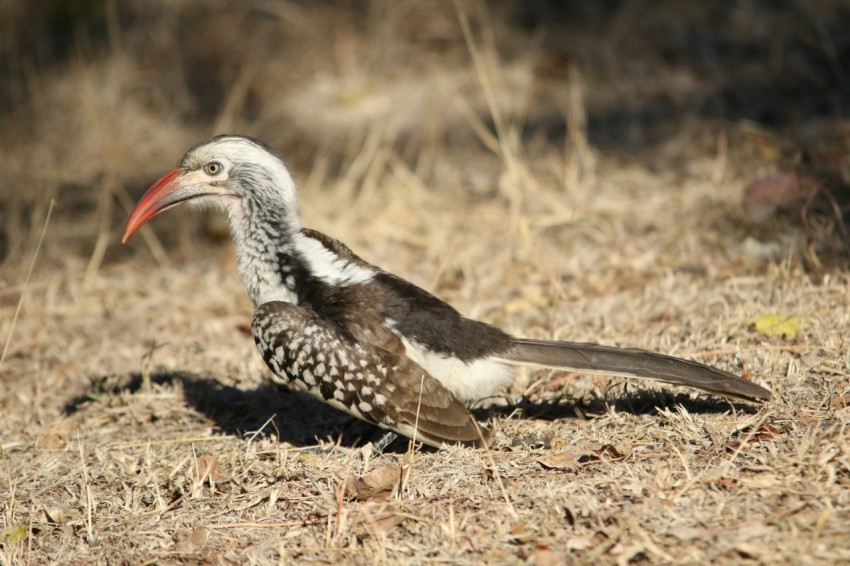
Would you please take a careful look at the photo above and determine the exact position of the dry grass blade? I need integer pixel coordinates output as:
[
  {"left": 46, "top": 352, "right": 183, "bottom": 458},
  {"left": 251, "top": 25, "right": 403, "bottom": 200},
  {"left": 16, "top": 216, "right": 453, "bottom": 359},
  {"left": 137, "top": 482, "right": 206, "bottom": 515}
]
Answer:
[
  {"left": 83, "top": 178, "right": 114, "bottom": 285},
  {"left": 456, "top": 1, "right": 537, "bottom": 234},
  {"left": 77, "top": 435, "right": 95, "bottom": 544},
  {"left": 344, "top": 464, "right": 402, "bottom": 500},
  {"left": 1, "top": 199, "right": 55, "bottom": 367}
]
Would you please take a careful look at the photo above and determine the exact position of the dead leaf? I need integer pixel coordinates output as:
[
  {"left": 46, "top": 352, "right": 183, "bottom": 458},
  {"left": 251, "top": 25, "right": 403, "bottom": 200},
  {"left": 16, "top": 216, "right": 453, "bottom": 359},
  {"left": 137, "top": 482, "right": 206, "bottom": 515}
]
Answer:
[
  {"left": 508, "top": 521, "right": 534, "bottom": 543},
  {"left": 58, "top": 525, "right": 74, "bottom": 539},
  {"left": 344, "top": 464, "right": 402, "bottom": 500},
  {"left": 537, "top": 442, "right": 615, "bottom": 470},
  {"left": 537, "top": 450, "right": 583, "bottom": 470},
  {"left": 736, "top": 521, "right": 770, "bottom": 540},
  {"left": 194, "top": 455, "right": 223, "bottom": 484},
  {"left": 753, "top": 424, "right": 780, "bottom": 441},
  {"left": 728, "top": 423, "right": 782, "bottom": 451},
  {"left": 356, "top": 511, "right": 407, "bottom": 536},
  {"left": 529, "top": 545, "right": 567, "bottom": 566},
  {"left": 43, "top": 505, "right": 72, "bottom": 525},
  {"left": 350, "top": 502, "right": 410, "bottom": 537},
  {"left": 174, "top": 526, "right": 209, "bottom": 553},
  {"left": 668, "top": 525, "right": 702, "bottom": 541},
  {"left": 830, "top": 391, "right": 850, "bottom": 410},
  {"left": 743, "top": 171, "right": 815, "bottom": 222},
  {"left": 0, "top": 526, "right": 29, "bottom": 545},
  {"left": 596, "top": 443, "right": 632, "bottom": 460},
  {"left": 799, "top": 349, "right": 820, "bottom": 369},
  {"left": 36, "top": 416, "right": 79, "bottom": 450},
  {"left": 369, "top": 512, "right": 407, "bottom": 534},
  {"left": 749, "top": 314, "right": 807, "bottom": 339}
]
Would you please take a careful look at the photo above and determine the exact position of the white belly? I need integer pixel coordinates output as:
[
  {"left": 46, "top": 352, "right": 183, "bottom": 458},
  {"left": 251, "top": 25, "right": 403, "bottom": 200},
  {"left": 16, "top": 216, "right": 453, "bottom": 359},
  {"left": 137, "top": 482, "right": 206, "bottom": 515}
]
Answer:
[{"left": 399, "top": 336, "right": 515, "bottom": 403}]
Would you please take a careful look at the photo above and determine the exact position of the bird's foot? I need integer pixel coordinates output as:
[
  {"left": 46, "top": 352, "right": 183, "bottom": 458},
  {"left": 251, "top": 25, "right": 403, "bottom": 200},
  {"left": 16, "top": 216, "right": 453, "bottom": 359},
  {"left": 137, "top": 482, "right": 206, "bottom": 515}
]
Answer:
[{"left": 368, "top": 430, "right": 400, "bottom": 458}]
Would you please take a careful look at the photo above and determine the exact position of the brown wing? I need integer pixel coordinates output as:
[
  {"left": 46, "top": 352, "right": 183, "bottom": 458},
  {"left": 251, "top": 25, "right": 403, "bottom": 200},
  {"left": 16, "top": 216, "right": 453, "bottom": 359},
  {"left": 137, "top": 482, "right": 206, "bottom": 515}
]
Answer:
[
  {"left": 299, "top": 228, "right": 512, "bottom": 362},
  {"left": 253, "top": 301, "right": 489, "bottom": 448},
  {"left": 296, "top": 228, "right": 405, "bottom": 355}
]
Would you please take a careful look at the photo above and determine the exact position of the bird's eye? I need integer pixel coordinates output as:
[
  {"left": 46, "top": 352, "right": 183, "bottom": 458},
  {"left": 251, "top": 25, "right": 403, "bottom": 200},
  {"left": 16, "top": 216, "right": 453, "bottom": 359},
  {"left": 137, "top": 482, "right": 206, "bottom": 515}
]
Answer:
[{"left": 204, "top": 161, "right": 223, "bottom": 176}]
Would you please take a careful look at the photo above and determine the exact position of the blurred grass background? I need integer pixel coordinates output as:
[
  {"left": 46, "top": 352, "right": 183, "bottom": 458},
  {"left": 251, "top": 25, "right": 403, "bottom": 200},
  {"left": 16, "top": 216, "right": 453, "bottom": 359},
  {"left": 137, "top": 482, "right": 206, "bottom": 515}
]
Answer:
[{"left": 1, "top": 0, "right": 848, "bottom": 278}]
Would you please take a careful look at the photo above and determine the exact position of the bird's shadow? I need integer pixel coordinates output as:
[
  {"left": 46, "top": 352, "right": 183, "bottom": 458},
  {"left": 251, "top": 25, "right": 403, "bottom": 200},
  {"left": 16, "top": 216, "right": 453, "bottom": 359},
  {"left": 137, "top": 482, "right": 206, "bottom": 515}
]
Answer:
[
  {"left": 64, "top": 371, "right": 385, "bottom": 449},
  {"left": 64, "top": 372, "right": 760, "bottom": 453}
]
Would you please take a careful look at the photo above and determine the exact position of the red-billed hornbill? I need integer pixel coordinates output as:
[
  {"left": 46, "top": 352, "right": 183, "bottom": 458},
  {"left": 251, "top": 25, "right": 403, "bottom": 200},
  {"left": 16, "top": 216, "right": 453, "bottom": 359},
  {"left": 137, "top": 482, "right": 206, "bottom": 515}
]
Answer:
[{"left": 123, "top": 135, "right": 770, "bottom": 448}]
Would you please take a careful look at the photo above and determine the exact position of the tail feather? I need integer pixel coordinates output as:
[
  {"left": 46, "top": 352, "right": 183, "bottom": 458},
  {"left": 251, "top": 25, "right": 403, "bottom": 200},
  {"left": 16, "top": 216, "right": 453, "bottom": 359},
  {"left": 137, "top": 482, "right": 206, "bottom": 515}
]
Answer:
[{"left": 497, "top": 339, "right": 771, "bottom": 402}]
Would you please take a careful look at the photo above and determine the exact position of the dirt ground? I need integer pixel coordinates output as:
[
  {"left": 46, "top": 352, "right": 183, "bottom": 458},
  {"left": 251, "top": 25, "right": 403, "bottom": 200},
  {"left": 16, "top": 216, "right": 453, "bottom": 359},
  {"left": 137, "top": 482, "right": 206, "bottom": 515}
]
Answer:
[{"left": 1, "top": 1, "right": 849, "bottom": 564}]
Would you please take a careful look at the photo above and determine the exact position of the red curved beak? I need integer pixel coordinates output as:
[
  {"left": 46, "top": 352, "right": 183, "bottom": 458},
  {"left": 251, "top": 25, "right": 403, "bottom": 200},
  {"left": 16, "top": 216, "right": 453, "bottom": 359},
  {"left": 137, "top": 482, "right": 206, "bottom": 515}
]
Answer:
[{"left": 122, "top": 168, "right": 183, "bottom": 243}]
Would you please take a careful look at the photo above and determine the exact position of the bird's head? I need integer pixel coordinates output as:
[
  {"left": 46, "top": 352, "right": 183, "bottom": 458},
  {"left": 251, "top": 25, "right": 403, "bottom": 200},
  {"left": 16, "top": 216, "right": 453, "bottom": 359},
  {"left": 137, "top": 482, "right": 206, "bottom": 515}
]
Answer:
[{"left": 122, "top": 135, "right": 299, "bottom": 243}]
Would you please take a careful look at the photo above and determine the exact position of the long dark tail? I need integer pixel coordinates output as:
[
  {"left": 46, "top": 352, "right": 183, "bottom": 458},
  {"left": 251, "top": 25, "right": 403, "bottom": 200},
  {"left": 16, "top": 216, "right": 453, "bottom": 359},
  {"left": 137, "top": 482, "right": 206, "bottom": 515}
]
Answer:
[{"left": 496, "top": 339, "right": 771, "bottom": 402}]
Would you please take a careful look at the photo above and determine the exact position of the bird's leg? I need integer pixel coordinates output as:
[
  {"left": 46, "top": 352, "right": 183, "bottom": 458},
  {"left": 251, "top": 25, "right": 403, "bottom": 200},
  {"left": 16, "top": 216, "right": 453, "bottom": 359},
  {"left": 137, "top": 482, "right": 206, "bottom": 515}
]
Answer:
[{"left": 369, "top": 430, "right": 400, "bottom": 458}]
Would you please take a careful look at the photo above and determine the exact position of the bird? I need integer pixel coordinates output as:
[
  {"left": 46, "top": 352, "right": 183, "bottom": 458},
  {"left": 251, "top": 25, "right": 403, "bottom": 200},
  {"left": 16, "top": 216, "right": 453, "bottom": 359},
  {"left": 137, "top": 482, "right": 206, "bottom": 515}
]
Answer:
[{"left": 122, "top": 135, "right": 771, "bottom": 449}]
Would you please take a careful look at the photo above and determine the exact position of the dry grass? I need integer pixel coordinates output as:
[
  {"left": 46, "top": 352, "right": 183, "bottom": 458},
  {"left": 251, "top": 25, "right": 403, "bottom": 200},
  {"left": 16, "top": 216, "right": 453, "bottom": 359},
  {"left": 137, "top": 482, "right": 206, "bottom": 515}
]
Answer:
[{"left": 2, "top": 1, "right": 850, "bottom": 563}]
